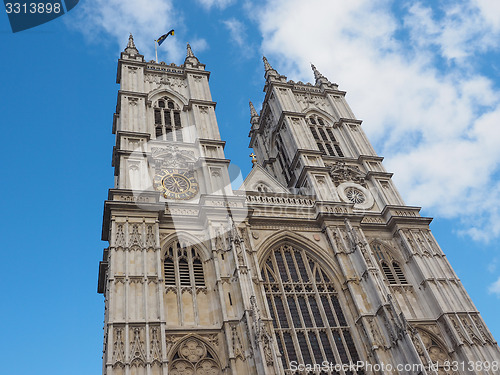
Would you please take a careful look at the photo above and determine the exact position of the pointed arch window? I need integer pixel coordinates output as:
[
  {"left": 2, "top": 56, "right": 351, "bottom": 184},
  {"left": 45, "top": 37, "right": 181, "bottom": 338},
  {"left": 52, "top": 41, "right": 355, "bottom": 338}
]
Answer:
[
  {"left": 262, "top": 244, "right": 364, "bottom": 374},
  {"left": 372, "top": 242, "right": 408, "bottom": 285},
  {"left": 154, "top": 97, "right": 183, "bottom": 142},
  {"left": 308, "top": 115, "right": 344, "bottom": 157},
  {"left": 163, "top": 240, "right": 206, "bottom": 291}
]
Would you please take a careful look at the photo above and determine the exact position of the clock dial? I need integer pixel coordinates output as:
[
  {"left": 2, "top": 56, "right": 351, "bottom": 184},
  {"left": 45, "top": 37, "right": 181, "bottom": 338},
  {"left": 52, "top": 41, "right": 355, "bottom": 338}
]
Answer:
[{"left": 154, "top": 168, "right": 199, "bottom": 200}]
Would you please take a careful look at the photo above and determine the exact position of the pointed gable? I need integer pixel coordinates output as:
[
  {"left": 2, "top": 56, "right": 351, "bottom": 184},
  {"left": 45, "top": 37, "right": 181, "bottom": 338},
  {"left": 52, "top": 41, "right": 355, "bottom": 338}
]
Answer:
[{"left": 238, "top": 164, "right": 289, "bottom": 193}]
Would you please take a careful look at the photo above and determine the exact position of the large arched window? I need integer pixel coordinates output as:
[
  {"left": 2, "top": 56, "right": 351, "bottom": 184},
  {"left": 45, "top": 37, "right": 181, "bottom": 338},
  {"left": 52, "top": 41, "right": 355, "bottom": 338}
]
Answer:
[
  {"left": 154, "top": 97, "right": 183, "bottom": 141},
  {"left": 262, "top": 244, "right": 364, "bottom": 374}
]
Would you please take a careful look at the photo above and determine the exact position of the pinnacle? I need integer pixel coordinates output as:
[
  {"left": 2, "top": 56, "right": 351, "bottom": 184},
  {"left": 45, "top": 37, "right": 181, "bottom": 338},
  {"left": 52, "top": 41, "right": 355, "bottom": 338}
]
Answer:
[
  {"left": 127, "top": 33, "right": 136, "bottom": 49},
  {"left": 263, "top": 56, "right": 273, "bottom": 71},
  {"left": 249, "top": 101, "right": 258, "bottom": 118},
  {"left": 186, "top": 43, "right": 195, "bottom": 58},
  {"left": 124, "top": 33, "right": 139, "bottom": 55},
  {"left": 311, "top": 63, "right": 330, "bottom": 85}
]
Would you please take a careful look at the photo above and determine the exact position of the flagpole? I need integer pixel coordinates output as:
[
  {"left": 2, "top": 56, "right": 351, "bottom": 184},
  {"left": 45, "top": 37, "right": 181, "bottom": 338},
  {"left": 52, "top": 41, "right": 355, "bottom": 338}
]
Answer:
[{"left": 155, "top": 40, "right": 158, "bottom": 63}]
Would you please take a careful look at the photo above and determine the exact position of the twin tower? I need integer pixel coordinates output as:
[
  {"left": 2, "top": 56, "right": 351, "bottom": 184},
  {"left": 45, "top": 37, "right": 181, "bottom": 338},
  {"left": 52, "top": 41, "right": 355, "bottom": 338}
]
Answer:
[{"left": 97, "top": 35, "right": 499, "bottom": 375}]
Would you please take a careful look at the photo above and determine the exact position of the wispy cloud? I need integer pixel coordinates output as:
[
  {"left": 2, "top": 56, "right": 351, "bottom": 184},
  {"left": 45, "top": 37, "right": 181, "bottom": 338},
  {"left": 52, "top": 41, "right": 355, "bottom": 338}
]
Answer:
[
  {"left": 223, "top": 18, "right": 246, "bottom": 47},
  {"left": 489, "top": 276, "right": 500, "bottom": 297},
  {"left": 255, "top": 0, "right": 500, "bottom": 241},
  {"left": 196, "top": 0, "right": 235, "bottom": 10},
  {"left": 69, "top": 0, "right": 184, "bottom": 62}
]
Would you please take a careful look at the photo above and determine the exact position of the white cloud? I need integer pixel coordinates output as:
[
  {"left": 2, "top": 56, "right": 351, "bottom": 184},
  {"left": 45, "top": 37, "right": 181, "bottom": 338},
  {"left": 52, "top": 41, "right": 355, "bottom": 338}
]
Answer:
[
  {"left": 190, "top": 39, "right": 209, "bottom": 54},
  {"left": 474, "top": 0, "right": 500, "bottom": 32},
  {"left": 69, "top": 0, "right": 185, "bottom": 62},
  {"left": 196, "top": 0, "right": 234, "bottom": 10},
  {"left": 223, "top": 18, "right": 246, "bottom": 47},
  {"left": 404, "top": 2, "right": 498, "bottom": 64},
  {"left": 255, "top": 0, "right": 500, "bottom": 240},
  {"left": 489, "top": 276, "right": 500, "bottom": 297}
]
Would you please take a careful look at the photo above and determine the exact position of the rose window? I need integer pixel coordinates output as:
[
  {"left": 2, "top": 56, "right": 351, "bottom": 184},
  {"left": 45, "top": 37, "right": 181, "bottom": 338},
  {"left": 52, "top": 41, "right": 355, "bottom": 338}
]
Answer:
[{"left": 345, "top": 187, "right": 365, "bottom": 204}]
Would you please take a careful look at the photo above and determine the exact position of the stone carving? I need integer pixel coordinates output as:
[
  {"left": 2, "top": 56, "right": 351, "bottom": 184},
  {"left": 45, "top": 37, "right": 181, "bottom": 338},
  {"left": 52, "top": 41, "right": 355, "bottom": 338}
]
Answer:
[
  {"left": 449, "top": 315, "right": 466, "bottom": 343},
  {"left": 205, "top": 334, "right": 219, "bottom": 347},
  {"left": 461, "top": 316, "right": 481, "bottom": 344},
  {"left": 367, "top": 317, "right": 384, "bottom": 348},
  {"left": 472, "top": 315, "right": 493, "bottom": 343},
  {"left": 151, "top": 146, "right": 195, "bottom": 170},
  {"left": 146, "top": 225, "right": 155, "bottom": 248},
  {"left": 115, "top": 224, "right": 125, "bottom": 247},
  {"left": 129, "top": 327, "right": 147, "bottom": 365},
  {"left": 169, "top": 337, "right": 221, "bottom": 375},
  {"left": 145, "top": 74, "right": 187, "bottom": 88},
  {"left": 416, "top": 328, "right": 457, "bottom": 373},
  {"left": 261, "top": 326, "right": 274, "bottom": 366},
  {"left": 129, "top": 224, "right": 142, "bottom": 247},
  {"left": 150, "top": 326, "right": 162, "bottom": 363},
  {"left": 198, "top": 105, "right": 209, "bottom": 114},
  {"left": 180, "top": 339, "right": 206, "bottom": 362},
  {"left": 295, "top": 92, "right": 327, "bottom": 110},
  {"left": 330, "top": 162, "right": 365, "bottom": 186},
  {"left": 112, "top": 327, "right": 126, "bottom": 365},
  {"left": 231, "top": 325, "right": 246, "bottom": 361}
]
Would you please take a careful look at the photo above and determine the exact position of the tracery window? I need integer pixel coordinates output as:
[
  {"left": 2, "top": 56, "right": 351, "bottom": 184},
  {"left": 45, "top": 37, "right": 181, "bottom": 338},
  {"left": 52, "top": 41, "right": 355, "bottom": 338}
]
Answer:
[
  {"left": 262, "top": 244, "right": 364, "bottom": 374},
  {"left": 169, "top": 337, "right": 221, "bottom": 375},
  {"left": 154, "top": 97, "right": 183, "bottom": 141},
  {"left": 371, "top": 242, "right": 408, "bottom": 285},
  {"left": 164, "top": 240, "right": 206, "bottom": 291},
  {"left": 308, "top": 115, "right": 344, "bottom": 157}
]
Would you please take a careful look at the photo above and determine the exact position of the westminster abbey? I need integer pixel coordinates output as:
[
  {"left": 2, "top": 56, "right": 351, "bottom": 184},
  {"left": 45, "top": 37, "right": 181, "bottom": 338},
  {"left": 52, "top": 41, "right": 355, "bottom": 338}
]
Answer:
[{"left": 97, "top": 35, "right": 500, "bottom": 375}]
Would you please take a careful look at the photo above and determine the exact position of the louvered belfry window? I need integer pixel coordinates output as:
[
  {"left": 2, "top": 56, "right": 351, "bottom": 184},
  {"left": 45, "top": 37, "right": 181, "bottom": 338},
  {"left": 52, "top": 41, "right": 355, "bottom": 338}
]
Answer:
[
  {"left": 154, "top": 97, "right": 183, "bottom": 142},
  {"left": 163, "top": 241, "right": 205, "bottom": 289},
  {"left": 372, "top": 242, "right": 408, "bottom": 285},
  {"left": 308, "top": 115, "right": 344, "bottom": 157},
  {"left": 262, "top": 244, "right": 364, "bottom": 374}
]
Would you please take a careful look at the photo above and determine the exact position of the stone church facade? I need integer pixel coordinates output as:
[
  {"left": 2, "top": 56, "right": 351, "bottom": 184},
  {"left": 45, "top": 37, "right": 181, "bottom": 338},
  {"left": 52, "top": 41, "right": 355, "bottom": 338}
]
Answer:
[{"left": 97, "top": 35, "right": 500, "bottom": 375}]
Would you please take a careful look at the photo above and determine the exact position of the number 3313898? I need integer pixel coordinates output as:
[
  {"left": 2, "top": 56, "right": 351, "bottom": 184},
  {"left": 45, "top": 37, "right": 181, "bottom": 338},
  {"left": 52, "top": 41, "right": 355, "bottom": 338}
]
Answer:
[{"left": 5, "top": 2, "right": 62, "bottom": 14}]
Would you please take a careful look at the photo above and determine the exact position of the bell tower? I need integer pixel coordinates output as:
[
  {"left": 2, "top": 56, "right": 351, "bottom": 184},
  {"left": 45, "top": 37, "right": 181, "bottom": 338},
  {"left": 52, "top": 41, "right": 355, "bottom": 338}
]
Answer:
[
  {"left": 98, "top": 36, "right": 279, "bottom": 375},
  {"left": 244, "top": 57, "right": 500, "bottom": 374}
]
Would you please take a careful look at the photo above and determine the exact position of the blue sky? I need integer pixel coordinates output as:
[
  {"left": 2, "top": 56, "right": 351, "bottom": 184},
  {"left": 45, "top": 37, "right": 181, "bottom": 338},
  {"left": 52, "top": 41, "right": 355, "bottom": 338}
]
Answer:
[{"left": 1, "top": 1, "right": 499, "bottom": 373}]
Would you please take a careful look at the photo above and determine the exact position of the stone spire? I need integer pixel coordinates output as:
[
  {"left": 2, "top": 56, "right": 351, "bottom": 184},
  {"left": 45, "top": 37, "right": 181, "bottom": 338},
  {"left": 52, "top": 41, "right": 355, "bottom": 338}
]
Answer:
[
  {"left": 124, "top": 33, "right": 139, "bottom": 55},
  {"left": 311, "top": 63, "right": 332, "bottom": 86},
  {"left": 184, "top": 42, "right": 201, "bottom": 67},
  {"left": 263, "top": 56, "right": 279, "bottom": 79}
]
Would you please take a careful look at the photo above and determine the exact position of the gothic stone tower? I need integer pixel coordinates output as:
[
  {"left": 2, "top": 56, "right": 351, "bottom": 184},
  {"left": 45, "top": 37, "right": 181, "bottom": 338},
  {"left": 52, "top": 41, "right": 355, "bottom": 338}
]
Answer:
[{"left": 98, "top": 36, "right": 500, "bottom": 375}]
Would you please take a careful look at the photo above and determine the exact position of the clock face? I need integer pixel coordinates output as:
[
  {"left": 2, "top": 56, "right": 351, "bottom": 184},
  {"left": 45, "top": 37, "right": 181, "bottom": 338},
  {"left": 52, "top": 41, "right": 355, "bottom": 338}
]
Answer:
[{"left": 154, "top": 168, "right": 199, "bottom": 200}]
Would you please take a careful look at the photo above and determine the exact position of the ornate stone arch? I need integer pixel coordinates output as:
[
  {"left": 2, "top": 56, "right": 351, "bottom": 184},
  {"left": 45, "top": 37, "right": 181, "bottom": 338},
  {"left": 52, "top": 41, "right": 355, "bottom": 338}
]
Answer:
[
  {"left": 160, "top": 232, "right": 210, "bottom": 262},
  {"left": 412, "top": 327, "right": 458, "bottom": 375},
  {"left": 148, "top": 87, "right": 189, "bottom": 108},
  {"left": 256, "top": 231, "right": 344, "bottom": 285},
  {"left": 303, "top": 108, "right": 336, "bottom": 123},
  {"left": 168, "top": 335, "right": 222, "bottom": 375}
]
